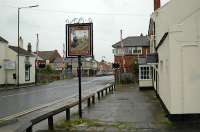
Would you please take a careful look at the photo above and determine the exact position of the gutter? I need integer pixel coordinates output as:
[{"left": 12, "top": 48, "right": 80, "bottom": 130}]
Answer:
[{"left": 155, "top": 32, "right": 168, "bottom": 51}]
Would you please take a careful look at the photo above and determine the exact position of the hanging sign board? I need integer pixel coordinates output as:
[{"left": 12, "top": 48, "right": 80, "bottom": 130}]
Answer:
[{"left": 66, "top": 23, "right": 93, "bottom": 57}]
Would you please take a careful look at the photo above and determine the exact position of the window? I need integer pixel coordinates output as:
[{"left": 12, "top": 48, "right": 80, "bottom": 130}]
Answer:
[
  {"left": 25, "top": 65, "right": 30, "bottom": 81},
  {"left": 128, "top": 48, "right": 132, "bottom": 54},
  {"left": 139, "top": 65, "right": 152, "bottom": 80},
  {"left": 132, "top": 47, "right": 142, "bottom": 54}
]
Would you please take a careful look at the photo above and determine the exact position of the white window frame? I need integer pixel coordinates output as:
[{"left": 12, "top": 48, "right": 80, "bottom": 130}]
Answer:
[
  {"left": 25, "top": 65, "right": 30, "bottom": 81},
  {"left": 139, "top": 65, "right": 152, "bottom": 80}
]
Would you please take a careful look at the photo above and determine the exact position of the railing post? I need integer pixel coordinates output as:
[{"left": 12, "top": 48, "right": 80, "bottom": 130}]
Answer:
[
  {"left": 48, "top": 116, "right": 54, "bottom": 130},
  {"left": 26, "top": 126, "right": 32, "bottom": 132},
  {"left": 92, "top": 95, "right": 95, "bottom": 104},
  {"left": 97, "top": 92, "right": 100, "bottom": 100},
  {"left": 105, "top": 88, "right": 108, "bottom": 95},
  {"left": 101, "top": 90, "right": 103, "bottom": 97},
  {"left": 87, "top": 98, "right": 91, "bottom": 107},
  {"left": 66, "top": 108, "right": 70, "bottom": 120}
]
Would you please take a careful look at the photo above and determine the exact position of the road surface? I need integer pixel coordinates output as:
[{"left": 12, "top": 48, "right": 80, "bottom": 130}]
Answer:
[{"left": 0, "top": 76, "right": 114, "bottom": 119}]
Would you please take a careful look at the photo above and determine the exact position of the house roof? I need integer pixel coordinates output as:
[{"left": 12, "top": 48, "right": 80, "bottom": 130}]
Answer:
[
  {"left": 112, "top": 36, "right": 150, "bottom": 48},
  {"left": 37, "top": 51, "right": 54, "bottom": 60},
  {"left": 9, "top": 46, "right": 35, "bottom": 57},
  {"left": 37, "top": 50, "right": 63, "bottom": 63},
  {"left": 0, "top": 36, "right": 8, "bottom": 43}
]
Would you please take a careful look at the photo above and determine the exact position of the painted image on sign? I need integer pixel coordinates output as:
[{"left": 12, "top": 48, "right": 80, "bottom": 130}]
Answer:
[{"left": 67, "top": 23, "right": 93, "bottom": 57}]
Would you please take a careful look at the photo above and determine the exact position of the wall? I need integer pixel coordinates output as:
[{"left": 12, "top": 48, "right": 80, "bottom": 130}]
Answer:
[
  {"left": 152, "top": 0, "right": 200, "bottom": 114},
  {"left": 157, "top": 36, "right": 171, "bottom": 112},
  {"left": 0, "top": 42, "right": 7, "bottom": 84},
  {"left": 6, "top": 47, "right": 17, "bottom": 84},
  {"left": 114, "top": 47, "right": 149, "bottom": 72},
  {"left": 18, "top": 56, "right": 35, "bottom": 84},
  {"left": 169, "top": 6, "right": 200, "bottom": 114}
]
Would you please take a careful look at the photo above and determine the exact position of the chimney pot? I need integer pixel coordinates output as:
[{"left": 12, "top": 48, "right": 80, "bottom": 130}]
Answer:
[
  {"left": 19, "top": 36, "right": 23, "bottom": 48},
  {"left": 154, "top": 0, "right": 161, "bottom": 11},
  {"left": 27, "top": 42, "right": 32, "bottom": 52}
]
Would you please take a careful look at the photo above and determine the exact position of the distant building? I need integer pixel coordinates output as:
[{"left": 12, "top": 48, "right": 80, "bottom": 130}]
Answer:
[
  {"left": 97, "top": 60, "right": 113, "bottom": 75},
  {"left": 36, "top": 50, "right": 64, "bottom": 71},
  {"left": 0, "top": 36, "right": 36, "bottom": 86},
  {"left": 64, "top": 57, "right": 98, "bottom": 77}
]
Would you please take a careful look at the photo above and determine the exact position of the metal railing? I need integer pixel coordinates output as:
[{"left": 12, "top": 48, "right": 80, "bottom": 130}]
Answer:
[{"left": 12, "top": 83, "right": 115, "bottom": 132}]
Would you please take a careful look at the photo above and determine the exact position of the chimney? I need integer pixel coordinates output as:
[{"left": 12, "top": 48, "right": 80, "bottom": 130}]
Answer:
[
  {"left": 19, "top": 36, "right": 23, "bottom": 48},
  {"left": 154, "top": 0, "right": 161, "bottom": 11},
  {"left": 27, "top": 42, "right": 32, "bottom": 52}
]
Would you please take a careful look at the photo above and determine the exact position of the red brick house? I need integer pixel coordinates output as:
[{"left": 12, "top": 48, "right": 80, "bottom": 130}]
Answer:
[{"left": 112, "top": 34, "right": 150, "bottom": 78}]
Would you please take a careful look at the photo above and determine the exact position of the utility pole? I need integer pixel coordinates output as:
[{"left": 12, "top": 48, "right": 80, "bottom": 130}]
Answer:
[
  {"left": 17, "top": 5, "right": 39, "bottom": 87},
  {"left": 120, "top": 30, "right": 126, "bottom": 73},
  {"left": 17, "top": 8, "right": 20, "bottom": 87},
  {"left": 63, "top": 43, "right": 65, "bottom": 58},
  {"left": 35, "top": 33, "right": 39, "bottom": 84}
]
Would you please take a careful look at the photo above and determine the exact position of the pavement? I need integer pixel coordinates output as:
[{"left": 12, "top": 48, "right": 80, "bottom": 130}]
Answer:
[{"left": 36, "top": 84, "right": 200, "bottom": 132}]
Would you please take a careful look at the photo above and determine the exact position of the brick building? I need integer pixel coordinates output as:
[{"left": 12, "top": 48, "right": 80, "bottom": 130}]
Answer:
[
  {"left": 112, "top": 34, "right": 150, "bottom": 83},
  {"left": 112, "top": 34, "right": 150, "bottom": 82}
]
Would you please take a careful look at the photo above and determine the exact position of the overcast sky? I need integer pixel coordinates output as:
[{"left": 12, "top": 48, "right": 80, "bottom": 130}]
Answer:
[{"left": 0, "top": 0, "right": 170, "bottom": 62}]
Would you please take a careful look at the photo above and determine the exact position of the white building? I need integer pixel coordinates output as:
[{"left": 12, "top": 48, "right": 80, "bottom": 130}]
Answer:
[
  {"left": 148, "top": 0, "right": 200, "bottom": 115},
  {"left": 0, "top": 36, "right": 36, "bottom": 86}
]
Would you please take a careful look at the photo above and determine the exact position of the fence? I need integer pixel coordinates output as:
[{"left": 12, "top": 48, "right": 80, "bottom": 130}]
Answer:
[{"left": 13, "top": 83, "right": 116, "bottom": 132}]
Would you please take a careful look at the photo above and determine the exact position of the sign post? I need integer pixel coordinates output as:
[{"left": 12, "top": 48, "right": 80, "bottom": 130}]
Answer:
[
  {"left": 66, "top": 22, "right": 93, "bottom": 118},
  {"left": 78, "top": 56, "right": 82, "bottom": 118}
]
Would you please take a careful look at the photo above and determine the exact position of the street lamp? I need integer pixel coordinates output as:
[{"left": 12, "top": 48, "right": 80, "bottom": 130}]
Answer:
[{"left": 17, "top": 5, "right": 39, "bottom": 87}]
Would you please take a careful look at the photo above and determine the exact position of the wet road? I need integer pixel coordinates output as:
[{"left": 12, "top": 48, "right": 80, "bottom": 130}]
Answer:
[{"left": 0, "top": 76, "right": 114, "bottom": 119}]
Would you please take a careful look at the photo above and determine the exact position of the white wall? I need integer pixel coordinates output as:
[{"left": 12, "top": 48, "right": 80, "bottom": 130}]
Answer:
[
  {"left": 152, "top": 0, "right": 200, "bottom": 114},
  {"left": 169, "top": 8, "right": 200, "bottom": 114},
  {"left": 18, "top": 56, "right": 35, "bottom": 84},
  {"left": 0, "top": 43, "right": 36, "bottom": 85},
  {"left": 0, "top": 41, "right": 7, "bottom": 84},
  {"left": 157, "top": 36, "right": 171, "bottom": 112},
  {"left": 6, "top": 48, "right": 17, "bottom": 84}
]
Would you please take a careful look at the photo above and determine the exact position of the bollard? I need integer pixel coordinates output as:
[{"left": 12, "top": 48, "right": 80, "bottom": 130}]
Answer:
[
  {"left": 26, "top": 126, "right": 32, "bottom": 132},
  {"left": 48, "top": 116, "right": 54, "bottom": 130},
  {"left": 66, "top": 108, "right": 70, "bottom": 120},
  {"left": 87, "top": 98, "right": 91, "bottom": 107},
  {"left": 92, "top": 95, "right": 95, "bottom": 104}
]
